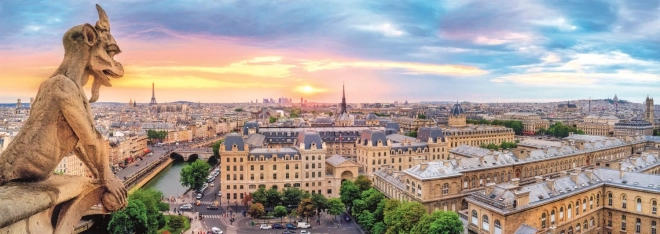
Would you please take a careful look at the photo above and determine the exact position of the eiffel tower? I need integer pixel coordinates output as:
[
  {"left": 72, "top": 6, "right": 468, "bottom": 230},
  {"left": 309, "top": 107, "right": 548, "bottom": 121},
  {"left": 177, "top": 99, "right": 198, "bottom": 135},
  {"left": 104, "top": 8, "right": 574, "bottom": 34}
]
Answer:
[{"left": 149, "top": 82, "right": 157, "bottom": 106}]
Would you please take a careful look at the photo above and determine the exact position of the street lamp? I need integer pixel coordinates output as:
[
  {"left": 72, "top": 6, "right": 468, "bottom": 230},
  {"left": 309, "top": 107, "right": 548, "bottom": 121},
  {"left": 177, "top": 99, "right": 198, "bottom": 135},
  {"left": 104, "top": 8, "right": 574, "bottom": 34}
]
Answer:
[{"left": 235, "top": 202, "right": 238, "bottom": 213}]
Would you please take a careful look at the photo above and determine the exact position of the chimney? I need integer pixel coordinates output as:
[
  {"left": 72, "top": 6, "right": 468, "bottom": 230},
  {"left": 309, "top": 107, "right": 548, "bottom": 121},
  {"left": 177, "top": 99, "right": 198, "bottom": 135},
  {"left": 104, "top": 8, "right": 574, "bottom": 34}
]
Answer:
[
  {"left": 443, "top": 160, "right": 451, "bottom": 167},
  {"left": 420, "top": 162, "right": 429, "bottom": 171},
  {"left": 455, "top": 156, "right": 462, "bottom": 165},
  {"left": 489, "top": 149, "right": 494, "bottom": 155},
  {"left": 494, "top": 153, "right": 499, "bottom": 162},
  {"left": 546, "top": 178, "right": 555, "bottom": 190},
  {"left": 511, "top": 148, "right": 527, "bottom": 160},
  {"left": 584, "top": 169, "right": 593, "bottom": 180},
  {"left": 513, "top": 189, "right": 531, "bottom": 207},
  {"left": 573, "top": 167, "right": 582, "bottom": 174},
  {"left": 569, "top": 132, "right": 574, "bottom": 136},
  {"left": 386, "top": 167, "right": 393, "bottom": 175},
  {"left": 620, "top": 169, "right": 625, "bottom": 178},
  {"left": 511, "top": 178, "right": 520, "bottom": 187},
  {"left": 570, "top": 172, "right": 579, "bottom": 184},
  {"left": 559, "top": 171, "right": 568, "bottom": 177},
  {"left": 534, "top": 176, "right": 544, "bottom": 183},
  {"left": 485, "top": 182, "right": 496, "bottom": 194},
  {"left": 561, "top": 140, "right": 568, "bottom": 147}
]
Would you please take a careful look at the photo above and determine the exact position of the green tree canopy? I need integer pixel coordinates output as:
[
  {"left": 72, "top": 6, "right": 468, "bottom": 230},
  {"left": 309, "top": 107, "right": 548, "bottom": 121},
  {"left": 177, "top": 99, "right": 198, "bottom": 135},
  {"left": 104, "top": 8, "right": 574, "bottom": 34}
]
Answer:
[
  {"left": 326, "top": 198, "right": 345, "bottom": 221},
  {"left": 129, "top": 188, "right": 169, "bottom": 232},
  {"left": 411, "top": 211, "right": 463, "bottom": 234},
  {"left": 147, "top": 130, "right": 168, "bottom": 143},
  {"left": 371, "top": 222, "right": 386, "bottom": 234},
  {"left": 351, "top": 199, "right": 368, "bottom": 217},
  {"left": 179, "top": 160, "right": 211, "bottom": 190},
  {"left": 405, "top": 131, "right": 418, "bottom": 137},
  {"left": 311, "top": 193, "right": 328, "bottom": 214},
  {"left": 358, "top": 210, "right": 376, "bottom": 232},
  {"left": 361, "top": 188, "right": 385, "bottom": 213},
  {"left": 282, "top": 188, "right": 303, "bottom": 207},
  {"left": 265, "top": 188, "right": 282, "bottom": 208},
  {"left": 252, "top": 187, "right": 268, "bottom": 206},
  {"left": 339, "top": 180, "right": 361, "bottom": 209},
  {"left": 354, "top": 175, "right": 372, "bottom": 192},
  {"left": 235, "top": 108, "right": 243, "bottom": 112},
  {"left": 543, "top": 122, "right": 585, "bottom": 138},
  {"left": 248, "top": 203, "right": 266, "bottom": 219},
  {"left": 108, "top": 199, "right": 148, "bottom": 234},
  {"left": 297, "top": 198, "right": 317, "bottom": 222},
  {"left": 417, "top": 114, "right": 427, "bottom": 119},
  {"left": 467, "top": 119, "right": 524, "bottom": 135},
  {"left": 269, "top": 116, "right": 278, "bottom": 123},
  {"left": 273, "top": 205, "right": 288, "bottom": 223},
  {"left": 211, "top": 139, "right": 224, "bottom": 156},
  {"left": 384, "top": 201, "right": 427, "bottom": 234}
]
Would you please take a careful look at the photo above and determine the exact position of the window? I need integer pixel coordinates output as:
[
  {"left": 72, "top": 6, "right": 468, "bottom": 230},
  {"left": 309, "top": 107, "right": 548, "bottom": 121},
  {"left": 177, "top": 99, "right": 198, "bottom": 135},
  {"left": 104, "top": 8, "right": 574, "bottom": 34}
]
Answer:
[
  {"left": 286, "top": 173, "right": 289, "bottom": 179},
  {"left": 273, "top": 165, "right": 277, "bottom": 170},
  {"left": 250, "top": 165, "right": 254, "bottom": 171},
  {"left": 608, "top": 193, "right": 612, "bottom": 206},
  {"left": 494, "top": 220, "right": 502, "bottom": 234},
  {"left": 295, "top": 164, "right": 299, "bottom": 169},
  {"left": 286, "top": 164, "right": 289, "bottom": 170},
  {"left": 636, "top": 218, "right": 641, "bottom": 233},
  {"left": 653, "top": 200, "right": 657, "bottom": 214},
  {"left": 622, "top": 195, "right": 627, "bottom": 209},
  {"left": 568, "top": 204, "right": 572, "bottom": 219},
  {"left": 226, "top": 166, "right": 230, "bottom": 171},
  {"left": 482, "top": 215, "right": 489, "bottom": 231},
  {"left": 596, "top": 194, "right": 600, "bottom": 207},
  {"left": 260, "top": 174, "right": 264, "bottom": 180},
  {"left": 622, "top": 215, "right": 626, "bottom": 231},
  {"left": 226, "top": 175, "right": 230, "bottom": 180},
  {"left": 273, "top": 173, "right": 277, "bottom": 179},
  {"left": 607, "top": 212, "right": 612, "bottom": 227},
  {"left": 260, "top": 165, "right": 264, "bottom": 170},
  {"left": 250, "top": 174, "right": 254, "bottom": 180},
  {"left": 576, "top": 201, "right": 580, "bottom": 215},
  {"left": 575, "top": 223, "right": 580, "bottom": 233},
  {"left": 318, "top": 171, "right": 321, "bottom": 177},
  {"left": 590, "top": 196, "right": 593, "bottom": 209},
  {"left": 233, "top": 166, "right": 237, "bottom": 171},
  {"left": 582, "top": 199, "right": 586, "bottom": 212},
  {"left": 442, "top": 183, "right": 449, "bottom": 194},
  {"left": 541, "top": 213, "right": 546, "bottom": 229},
  {"left": 471, "top": 210, "right": 478, "bottom": 225},
  {"left": 568, "top": 227, "right": 573, "bottom": 234},
  {"left": 637, "top": 198, "right": 642, "bottom": 212},
  {"left": 583, "top": 220, "right": 587, "bottom": 231},
  {"left": 240, "top": 166, "right": 243, "bottom": 171},
  {"left": 652, "top": 221, "right": 656, "bottom": 234},
  {"left": 239, "top": 174, "right": 243, "bottom": 180},
  {"left": 560, "top": 207, "right": 564, "bottom": 219},
  {"left": 551, "top": 210, "right": 556, "bottom": 225}
]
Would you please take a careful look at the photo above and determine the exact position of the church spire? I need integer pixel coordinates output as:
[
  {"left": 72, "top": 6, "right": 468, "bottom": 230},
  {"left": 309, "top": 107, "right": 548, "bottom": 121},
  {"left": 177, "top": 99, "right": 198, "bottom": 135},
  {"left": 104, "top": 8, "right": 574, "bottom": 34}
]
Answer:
[{"left": 340, "top": 82, "right": 347, "bottom": 114}]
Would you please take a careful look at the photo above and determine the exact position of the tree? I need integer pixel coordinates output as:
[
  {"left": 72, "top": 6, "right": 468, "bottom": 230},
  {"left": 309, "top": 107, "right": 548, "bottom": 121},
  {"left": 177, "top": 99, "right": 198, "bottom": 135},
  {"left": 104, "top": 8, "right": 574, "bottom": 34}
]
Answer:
[
  {"left": 326, "top": 198, "right": 345, "bottom": 221},
  {"left": 326, "top": 111, "right": 334, "bottom": 117},
  {"left": 282, "top": 188, "right": 303, "bottom": 208},
  {"left": 108, "top": 199, "right": 148, "bottom": 234},
  {"left": 405, "top": 131, "right": 417, "bottom": 137},
  {"left": 147, "top": 130, "right": 168, "bottom": 144},
  {"left": 311, "top": 193, "right": 328, "bottom": 214},
  {"left": 354, "top": 175, "right": 372, "bottom": 192},
  {"left": 252, "top": 187, "right": 268, "bottom": 206},
  {"left": 339, "top": 180, "right": 361, "bottom": 210},
  {"left": 352, "top": 199, "right": 368, "bottom": 217},
  {"left": 411, "top": 211, "right": 463, "bottom": 234},
  {"left": 211, "top": 139, "right": 223, "bottom": 156},
  {"left": 242, "top": 192, "right": 252, "bottom": 208},
  {"left": 297, "top": 198, "right": 316, "bottom": 222},
  {"left": 417, "top": 114, "right": 427, "bottom": 119},
  {"left": 265, "top": 188, "right": 282, "bottom": 208},
  {"left": 273, "top": 205, "right": 288, "bottom": 223},
  {"left": 235, "top": 108, "right": 243, "bottom": 112},
  {"left": 384, "top": 201, "right": 426, "bottom": 234},
  {"left": 269, "top": 116, "right": 278, "bottom": 123},
  {"left": 371, "top": 222, "right": 386, "bottom": 234},
  {"left": 179, "top": 159, "right": 211, "bottom": 190},
  {"left": 129, "top": 188, "right": 170, "bottom": 232},
  {"left": 166, "top": 215, "right": 187, "bottom": 230},
  {"left": 248, "top": 203, "right": 266, "bottom": 219},
  {"left": 500, "top": 141, "right": 517, "bottom": 149},
  {"left": 357, "top": 210, "right": 376, "bottom": 232},
  {"left": 361, "top": 188, "right": 385, "bottom": 213}
]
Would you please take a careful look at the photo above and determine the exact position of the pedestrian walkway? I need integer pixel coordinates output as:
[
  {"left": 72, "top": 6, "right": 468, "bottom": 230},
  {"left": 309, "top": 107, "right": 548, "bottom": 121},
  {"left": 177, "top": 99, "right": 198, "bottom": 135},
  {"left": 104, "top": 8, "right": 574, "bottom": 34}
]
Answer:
[{"left": 162, "top": 211, "right": 207, "bottom": 234}]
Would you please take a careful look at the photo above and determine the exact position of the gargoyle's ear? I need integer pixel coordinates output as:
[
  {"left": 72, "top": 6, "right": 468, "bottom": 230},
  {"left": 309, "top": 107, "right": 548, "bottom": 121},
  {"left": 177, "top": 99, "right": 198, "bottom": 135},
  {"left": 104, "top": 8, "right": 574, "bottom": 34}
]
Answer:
[{"left": 82, "top": 23, "right": 98, "bottom": 46}]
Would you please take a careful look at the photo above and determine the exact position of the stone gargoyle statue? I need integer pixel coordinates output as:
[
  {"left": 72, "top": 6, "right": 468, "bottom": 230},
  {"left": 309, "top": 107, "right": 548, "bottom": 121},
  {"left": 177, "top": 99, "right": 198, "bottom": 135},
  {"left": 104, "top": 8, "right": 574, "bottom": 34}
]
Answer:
[{"left": 0, "top": 4, "right": 127, "bottom": 231}]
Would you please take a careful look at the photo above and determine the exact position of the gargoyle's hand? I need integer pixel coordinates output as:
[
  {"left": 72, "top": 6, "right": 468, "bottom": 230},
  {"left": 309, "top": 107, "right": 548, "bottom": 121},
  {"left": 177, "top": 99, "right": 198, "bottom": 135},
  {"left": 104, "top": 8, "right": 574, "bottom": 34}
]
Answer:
[{"left": 103, "top": 178, "right": 127, "bottom": 208}]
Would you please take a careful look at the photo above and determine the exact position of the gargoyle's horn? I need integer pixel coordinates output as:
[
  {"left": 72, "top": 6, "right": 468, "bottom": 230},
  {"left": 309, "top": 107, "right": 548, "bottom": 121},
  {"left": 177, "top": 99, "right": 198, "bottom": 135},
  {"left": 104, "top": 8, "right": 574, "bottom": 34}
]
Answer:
[{"left": 95, "top": 4, "right": 110, "bottom": 31}]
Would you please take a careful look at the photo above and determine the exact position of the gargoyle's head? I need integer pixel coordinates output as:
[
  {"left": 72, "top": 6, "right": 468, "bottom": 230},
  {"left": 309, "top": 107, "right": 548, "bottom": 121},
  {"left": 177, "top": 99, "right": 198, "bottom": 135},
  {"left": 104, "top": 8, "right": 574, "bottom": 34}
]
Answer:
[{"left": 62, "top": 5, "right": 123, "bottom": 103}]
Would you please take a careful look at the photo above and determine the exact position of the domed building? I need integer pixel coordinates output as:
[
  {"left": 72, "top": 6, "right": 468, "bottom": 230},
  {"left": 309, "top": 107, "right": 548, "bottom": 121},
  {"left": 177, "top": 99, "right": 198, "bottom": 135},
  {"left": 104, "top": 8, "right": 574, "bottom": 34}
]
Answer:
[
  {"left": 448, "top": 102, "right": 467, "bottom": 127},
  {"left": 365, "top": 113, "right": 379, "bottom": 126}
]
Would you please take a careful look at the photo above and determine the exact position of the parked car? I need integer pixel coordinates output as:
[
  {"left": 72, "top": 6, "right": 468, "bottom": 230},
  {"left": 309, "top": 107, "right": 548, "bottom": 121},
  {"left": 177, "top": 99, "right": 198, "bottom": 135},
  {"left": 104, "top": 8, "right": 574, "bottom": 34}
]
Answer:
[
  {"left": 179, "top": 204, "right": 192, "bottom": 210},
  {"left": 259, "top": 224, "right": 272, "bottom": 230},
  {"left": 285, "top": 223, "right": 296, "bottom": 230},
  {"left": 272, "top": 223, "right": 284, "bottom": 229},
  {"left": 207, "top": 204, "right": 219, "bottom": 210},
  {"left": 211, "top": 227, "right": 223, "bottom": 234},
  {"left": 297, "top": 222, "right": 311, "bottom": 229},
  {"left": 300, "top": 231, "right": 310, "bottom": 234},
  {"left": 196, "top": 193, "right": 203, "bottom": 199},
  {"left": 344, "top": 215, "right": 351, "bottom": 222},
  {"left": 218, "top": 191, "right": 222, "bottom": 197}
]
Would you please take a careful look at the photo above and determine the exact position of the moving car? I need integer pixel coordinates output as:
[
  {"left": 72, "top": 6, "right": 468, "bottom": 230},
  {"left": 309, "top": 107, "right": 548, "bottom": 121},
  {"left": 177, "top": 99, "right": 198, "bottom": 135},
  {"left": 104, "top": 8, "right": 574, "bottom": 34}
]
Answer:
[
  {"left": 297, "top": 222, "right": 311, "bottom": 229},
  {"left": 179, "top": 204, "right": 192, "bottom": 210},
  {"left": 285, "top": 223, "right": 296, "bottom": 230},
  {"left": 218, "top": 191, "right": 222, "bottom": 197},
  {"left": 259, "top": 224, "right": 272, "bottom": 230},
  {"left": 211, "top": 227, "right": 223, "bottom": 234},
  {"left": 300, "top": 231, "right": 310, "bottom": 234},
  {"left": 207, "top": 204, "right": 219, "bottom": 210},
  {"left": 196, "top": 193, "right": 203, "bottom": 199},
  {"left": 271, "top": 223, "right": 284, "bottom": 229}
]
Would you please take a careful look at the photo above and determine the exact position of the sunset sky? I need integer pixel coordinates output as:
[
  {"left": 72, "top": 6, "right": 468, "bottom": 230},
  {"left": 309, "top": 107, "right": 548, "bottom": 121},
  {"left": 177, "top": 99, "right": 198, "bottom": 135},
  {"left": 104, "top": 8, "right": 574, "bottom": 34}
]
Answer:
[{"left": 1, "top": 1, "right": 660, "bottom": 103}]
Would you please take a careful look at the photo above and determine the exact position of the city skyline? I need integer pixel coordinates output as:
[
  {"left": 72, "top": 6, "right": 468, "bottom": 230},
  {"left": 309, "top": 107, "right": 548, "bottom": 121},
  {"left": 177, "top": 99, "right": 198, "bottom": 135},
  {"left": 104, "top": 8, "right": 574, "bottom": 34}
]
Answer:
[{"left": 2, "top": 1, "right": 660, "bottom": 103}]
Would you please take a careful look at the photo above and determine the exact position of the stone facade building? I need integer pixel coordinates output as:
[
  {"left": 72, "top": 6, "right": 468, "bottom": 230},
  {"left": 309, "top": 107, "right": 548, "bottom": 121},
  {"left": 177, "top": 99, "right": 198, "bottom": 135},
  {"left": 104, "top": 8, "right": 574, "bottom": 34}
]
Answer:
[
  {"left": 614, "top": 120, "right": 653, "bottom": 137},
  {"left": 500, "top": 112, "right": 550, "bottom": 135},
  {"left": 576, "top": 115, "right": 618, "bottom": 137}
]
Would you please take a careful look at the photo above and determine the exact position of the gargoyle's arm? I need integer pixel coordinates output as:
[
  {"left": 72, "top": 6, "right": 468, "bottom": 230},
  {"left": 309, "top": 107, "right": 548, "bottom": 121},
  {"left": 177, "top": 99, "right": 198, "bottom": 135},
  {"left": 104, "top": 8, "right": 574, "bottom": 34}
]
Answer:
[{"left": 53, "top": 76, "right": 108, "bottom": 181}]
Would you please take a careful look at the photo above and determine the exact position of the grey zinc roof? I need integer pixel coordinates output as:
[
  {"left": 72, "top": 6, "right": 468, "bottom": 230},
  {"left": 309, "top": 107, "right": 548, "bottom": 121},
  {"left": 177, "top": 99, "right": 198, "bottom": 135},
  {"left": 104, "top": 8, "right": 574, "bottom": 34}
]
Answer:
[
  {"left": 360, "top": 130, "right": 389, "bottom": 146},
  {"left": 296, "top": 132, "right": 323, "bottom": 149},
  {"left": 514, "top": 224, "right": 538, "bottom": 234},
  {"left": 417, "top": 127, "right": 444, "bottom": 143},
  {"left": 386, "top": 134, "right": 416, "bottom": 143},
  {"left": 366, "top": 113, "right": 378, "bottom": 120},
  {"left": 450, "top": 103, "right": 465, "bottom": 116},
  {"left": 385, "top": 122, "right": 400, "bottom": 132},
  {"left": 326, "top": 155, "right": 349, "bottom": 167},
  {"left": 224, "top": 133, "right": 246, "bottom": 151},
  {"left": 242, "top": 121, "right": 259, "bottom": 135},
  {"left": 245, "top": 133, "right": 265, "bottom": 147},
  {"left": 249, "top": 148, "right": 299, "bottom": 159},
  {"left": 404, "top": 162, "right": 461, "bottom": 180}
]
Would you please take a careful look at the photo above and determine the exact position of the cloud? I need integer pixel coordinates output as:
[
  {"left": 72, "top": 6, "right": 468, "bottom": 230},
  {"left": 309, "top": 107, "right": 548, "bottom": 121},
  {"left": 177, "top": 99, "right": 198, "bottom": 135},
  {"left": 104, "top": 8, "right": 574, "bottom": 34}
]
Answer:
[
  {"left": 302, "top": 60, "right": 487, "bottom": 76},
  {"left": 541, "top": 53, "right": 561, "bottom": 63},
  {"left": 356, "top": 23, "right": 406, "bottom": 37},
  {"left": 493, "top": 70, "right": 660, "bottom": 87},
  {"left": 128, "top": 56, "right": 296, "bottom": 78},
  {"left": 532, "top": 18, "right": 577, "bottom": 31},
  {"left": 473, "top": 32, "right": 534, "bottom": 46}
]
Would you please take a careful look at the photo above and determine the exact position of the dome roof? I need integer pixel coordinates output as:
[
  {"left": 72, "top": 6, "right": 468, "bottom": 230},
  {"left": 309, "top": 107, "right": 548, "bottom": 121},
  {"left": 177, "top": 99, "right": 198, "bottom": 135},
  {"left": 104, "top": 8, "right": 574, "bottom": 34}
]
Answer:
[
  {"left": 366, "top": 113, "right": 378, "bottom": 120},
  {"left": 450, "top": 103, "right": 465, "bottom": 116}
]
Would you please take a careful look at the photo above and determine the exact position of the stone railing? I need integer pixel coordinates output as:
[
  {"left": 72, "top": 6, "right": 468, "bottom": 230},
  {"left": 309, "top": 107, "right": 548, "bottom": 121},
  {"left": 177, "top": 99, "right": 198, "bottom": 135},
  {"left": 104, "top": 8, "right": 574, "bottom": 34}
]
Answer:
[{"left": 0, "top": 175, "right": 108, "bottom": 234}]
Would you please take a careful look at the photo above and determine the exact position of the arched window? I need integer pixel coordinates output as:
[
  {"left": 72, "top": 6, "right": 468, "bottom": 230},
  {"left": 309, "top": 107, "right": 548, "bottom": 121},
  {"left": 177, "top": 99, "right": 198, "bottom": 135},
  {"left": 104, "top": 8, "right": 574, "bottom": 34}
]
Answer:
[
  {"left": 442, "top": 183, "right": 449, "bottom": 194},
  {"left": 575, "top": 223, "right": 580, "bottom": 233},
  {"left": 636, "top": 218, "right": 641, "bottom": 233},
  {"left": 482, "top": 215, "right": 489, "bottom": 231},
  {"left": 636, "top": 198, "right": 642, "bottom": 212},
  {"left": 652, "top": 221, "right": 656, "bottom": 234},
  {"left": 463, "top": 177, "right": 469, "bottom": 189},
  {"left": 583, "top": 220, "right": 587, "bottom": 231},
  {"left": 653, "top": 200, "right": 657, "bottom": 214},
  {"left": 494, "top": 220, "right": 502, "bottom": 234},
  {"left": 582, "top": 199, "right": 586, "bottom": 212},
  {"left": 560, "top": 207, "right": 564, "bottom": 219},
  {"left": 541, "top": 213, "right": 546, "bottom": 229},
  {"left": 568, "top": 227, "right": 573, "bottom": 234},
  {"left": 590, "top": 196, "right": 593, "bottom": 209},
  {"left": 551, "top": 209, "right": 556, "bottom": 225},
  {"left": 622, "top": 215, "right": 627, "bottom": 231},
  {"left": 590, "top": 217, "right": 594, "bottom": 228},
  {"left": 471, "top": 210, "right": 478, "bottom": 225},
  {"left": 622, "top": 195, "right": 627, "bottom": 209},
  {"left": 576, "top": 200, "right": 580, "bottom": 215},
  {"left": 596, "top": 193, "right": 600, "bottom": 207},
  {"left": 568, "top": 204, "right": 572, "bottom": 219},
  {"left": 608, "top": 193, "right": 612, "bottom": 206}
]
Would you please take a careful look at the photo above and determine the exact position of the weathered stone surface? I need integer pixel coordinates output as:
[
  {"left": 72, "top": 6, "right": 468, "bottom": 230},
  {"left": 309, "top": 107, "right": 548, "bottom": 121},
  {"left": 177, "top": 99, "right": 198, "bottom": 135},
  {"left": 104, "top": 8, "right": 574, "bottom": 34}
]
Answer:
[{"left": 0, "top": 4, "right": 127, "bottom": 233}]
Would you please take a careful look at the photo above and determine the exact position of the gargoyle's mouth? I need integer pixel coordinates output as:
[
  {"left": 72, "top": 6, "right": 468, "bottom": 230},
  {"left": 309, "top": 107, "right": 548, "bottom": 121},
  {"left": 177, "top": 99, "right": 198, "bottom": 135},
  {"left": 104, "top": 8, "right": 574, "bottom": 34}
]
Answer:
[{"left": 103, "top": 69, "right": 122, "bottom": 78}]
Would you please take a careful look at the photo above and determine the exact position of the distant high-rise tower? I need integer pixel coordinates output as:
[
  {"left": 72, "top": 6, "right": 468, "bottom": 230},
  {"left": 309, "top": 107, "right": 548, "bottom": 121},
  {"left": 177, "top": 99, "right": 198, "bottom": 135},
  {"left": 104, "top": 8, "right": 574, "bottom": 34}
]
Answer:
[
  {"left": 340, "top": 83, "right": 347, "bottom": 115},
  {"left": 16, "top": 99, "right": 21, "bottom": 108},
  {"left": 613, "top": 94, "right": 619, "bottom": 114},
  {"left": 588, "top": 97, "right": 591, "bottom": 114},
  {"left": 645, "top": 95, "right": 654, "bottom": 125},
  {"left": 149, "top": 82, "right": 158, "bottom": 106}
]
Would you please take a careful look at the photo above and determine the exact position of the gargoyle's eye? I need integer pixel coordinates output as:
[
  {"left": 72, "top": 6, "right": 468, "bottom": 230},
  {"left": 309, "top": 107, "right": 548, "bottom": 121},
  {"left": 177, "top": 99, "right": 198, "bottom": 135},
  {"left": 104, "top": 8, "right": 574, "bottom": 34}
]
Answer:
[{"left": 107, "top": 50, "right": 116, "bottom": 57}]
